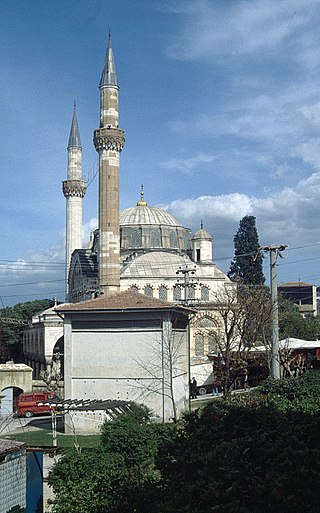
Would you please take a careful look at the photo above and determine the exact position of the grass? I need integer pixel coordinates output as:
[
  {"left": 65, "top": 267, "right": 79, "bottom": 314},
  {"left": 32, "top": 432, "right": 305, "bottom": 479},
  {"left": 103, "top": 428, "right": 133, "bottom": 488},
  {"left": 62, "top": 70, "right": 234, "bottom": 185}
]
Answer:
[
  {"left": 5, "top": 429, "right": 100, "bottom": 449},
  {"left": 191, "top": 395, "right": 222, "bottom": 411}
]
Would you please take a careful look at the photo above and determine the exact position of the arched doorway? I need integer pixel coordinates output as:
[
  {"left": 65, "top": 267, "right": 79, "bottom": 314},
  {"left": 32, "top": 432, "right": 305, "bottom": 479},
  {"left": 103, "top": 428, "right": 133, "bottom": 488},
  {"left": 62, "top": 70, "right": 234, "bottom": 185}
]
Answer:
[
  {"left": 0, "top": 386, "right": 23, "bottom": 415},
  {"left": 53, "top": 336, "right": 64, "bottom": 380}
]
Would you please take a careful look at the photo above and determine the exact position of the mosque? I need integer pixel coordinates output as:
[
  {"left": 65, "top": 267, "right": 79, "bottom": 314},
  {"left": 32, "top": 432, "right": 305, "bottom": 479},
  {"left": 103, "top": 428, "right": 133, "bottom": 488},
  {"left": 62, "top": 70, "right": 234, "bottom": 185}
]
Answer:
[
  {"left": 23, "top": 34, "right": 233, "bottom": 395},
  {"left": 65, "top": 34, "right": 233, "bottom": 357}
]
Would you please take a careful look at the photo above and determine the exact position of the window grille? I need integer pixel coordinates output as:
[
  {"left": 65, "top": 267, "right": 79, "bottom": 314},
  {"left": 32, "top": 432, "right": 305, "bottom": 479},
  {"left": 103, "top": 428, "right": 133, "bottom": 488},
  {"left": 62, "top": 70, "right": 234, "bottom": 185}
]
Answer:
[
  {"left": 159, "top": 286, "right": 168, "bottom": 300},
  {"left": 195, "top": 334, "right": 204, "bottom": 356},
  {"left": 188, "top": 285, "right": 195, "bottom": 300},
  {"left": 150, "top": 229, "right": 161, "bottom": 247},
  {"left": 173, "top": 285, "right": 182, "bottom": 301},
  {"left": 201, "top": 286, "right": 209, "bottom": 301},
  {"left": 144, "top": 285, "right": 153, "bottom": 297}
]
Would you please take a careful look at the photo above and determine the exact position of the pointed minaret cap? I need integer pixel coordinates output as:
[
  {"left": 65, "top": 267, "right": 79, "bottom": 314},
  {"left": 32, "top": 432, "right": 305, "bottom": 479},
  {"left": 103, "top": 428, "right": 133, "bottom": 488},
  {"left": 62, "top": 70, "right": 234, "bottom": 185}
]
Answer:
[
  {"left": 137, "top": 184, "right": 147, "bottom": 206},
  {"left": 99, "top": 31, "right": 119, "bottom": 89},
  {"left": 68, "top": 101, "right": 82, "bottom": 149}
]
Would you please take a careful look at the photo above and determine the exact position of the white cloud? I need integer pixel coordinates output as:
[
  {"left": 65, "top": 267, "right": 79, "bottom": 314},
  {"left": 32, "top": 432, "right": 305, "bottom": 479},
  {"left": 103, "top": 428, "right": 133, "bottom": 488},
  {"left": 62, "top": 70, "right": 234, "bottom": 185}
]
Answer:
[
  {"left": 294, "top": 139, "right": 320, "bottom": 169},
  {"left": 162, "top": 153, "right": 217, "bottom": 174},
  {"left": 167, "top": 0, "right": 319, "bottom": 61},
  {"left": 161, "top": 170, "right": 320, "bottom": 279},
  {"left": 82, "top": 217, "right": 98, "bottom": 245}
]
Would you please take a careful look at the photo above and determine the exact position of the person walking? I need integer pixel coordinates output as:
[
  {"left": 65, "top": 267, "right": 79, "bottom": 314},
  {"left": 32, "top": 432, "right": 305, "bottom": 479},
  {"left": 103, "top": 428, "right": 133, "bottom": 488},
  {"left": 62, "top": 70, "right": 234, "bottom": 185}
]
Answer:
[{"left": 190, "top": 377, "right": 198, "bottom": 399}]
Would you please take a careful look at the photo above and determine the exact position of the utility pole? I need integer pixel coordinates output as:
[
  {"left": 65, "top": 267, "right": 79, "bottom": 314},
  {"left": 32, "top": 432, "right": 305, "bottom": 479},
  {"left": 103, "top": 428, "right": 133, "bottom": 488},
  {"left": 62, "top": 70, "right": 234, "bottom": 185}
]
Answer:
[
  {"left": 176, "top": 265, "right": 197, "bottom": 305},
  {"left": 260, "top": 244, "right": 287, "bottom": 379}
]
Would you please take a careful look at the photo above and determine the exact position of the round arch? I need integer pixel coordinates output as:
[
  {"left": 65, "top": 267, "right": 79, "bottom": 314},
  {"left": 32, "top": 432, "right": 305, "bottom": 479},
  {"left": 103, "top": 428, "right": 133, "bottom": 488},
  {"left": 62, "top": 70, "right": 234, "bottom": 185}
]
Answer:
[{"left": 0, "top": 386, "right": 23, "bottom": 415}]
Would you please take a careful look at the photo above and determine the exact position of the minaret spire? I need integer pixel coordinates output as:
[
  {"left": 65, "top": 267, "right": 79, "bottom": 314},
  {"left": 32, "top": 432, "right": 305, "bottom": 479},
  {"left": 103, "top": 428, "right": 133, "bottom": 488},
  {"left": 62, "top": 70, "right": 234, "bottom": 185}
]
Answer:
[
  {"left": 63, "top": 103, "right": 87, "bottom": 300},
  {"left": 99, "top": 31, "right": 118, "bottom": 89},
  {"left": 94, "top": 34, "right": 125, "bottom": 296},
  {"left": 68, "top": 101, "right": 82, "bottom": 149}
]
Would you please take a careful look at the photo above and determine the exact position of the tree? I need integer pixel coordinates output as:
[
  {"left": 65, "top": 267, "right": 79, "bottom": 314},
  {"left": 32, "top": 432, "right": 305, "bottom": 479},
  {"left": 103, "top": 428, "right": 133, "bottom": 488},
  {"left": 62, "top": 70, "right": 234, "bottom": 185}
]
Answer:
[
  {"left": 0, "top": 299, "right": 56, "bottom": 363},
  {"left": 155, "top": 372, "right": 320, "bottom": 513},
  {"left": 279, "top": 296, "right": 320, "bottom": 340},
  {"left": 133, "top": 313, "right": 188, "bottom": 423},
  {"left": 48, "top": 406, "right": 172, "bottom": 513},
  {"left": 208, "top": 284, "right": 271, "bottom": 394},
  {"left": 228, "top": 215, "right": 265, "bottom": 285}
]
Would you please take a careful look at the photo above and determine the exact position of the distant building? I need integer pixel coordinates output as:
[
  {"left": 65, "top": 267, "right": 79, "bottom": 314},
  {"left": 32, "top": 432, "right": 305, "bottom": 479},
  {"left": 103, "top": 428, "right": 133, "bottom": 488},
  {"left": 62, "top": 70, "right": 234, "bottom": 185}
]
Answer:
[
  {"left": 0, "top": 362, "right": 33, "bottom": 416},
  {"left": 278, "top": 282, "right": 317, "bottom": 317},
  {"left": 23, "top": 303, "right": 63, "bottom": 379}
]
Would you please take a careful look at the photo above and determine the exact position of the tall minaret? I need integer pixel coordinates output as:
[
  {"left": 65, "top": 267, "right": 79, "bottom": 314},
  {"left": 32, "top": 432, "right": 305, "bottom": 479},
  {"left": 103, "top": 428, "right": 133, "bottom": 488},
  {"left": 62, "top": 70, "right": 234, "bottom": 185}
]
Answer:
[
  {"left": 93, "top": 32, "right": 125, "bottom": 296},
  {"left": 62, "top": 103, "right": 87, "bottom": 300}
]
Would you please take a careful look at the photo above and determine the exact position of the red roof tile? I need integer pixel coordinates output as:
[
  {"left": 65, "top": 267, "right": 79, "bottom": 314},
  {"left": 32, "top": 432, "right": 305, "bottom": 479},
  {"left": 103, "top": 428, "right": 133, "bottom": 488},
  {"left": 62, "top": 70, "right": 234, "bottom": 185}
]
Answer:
[{"left": 56, "top": 290, "right": 193, "bottom": 313}]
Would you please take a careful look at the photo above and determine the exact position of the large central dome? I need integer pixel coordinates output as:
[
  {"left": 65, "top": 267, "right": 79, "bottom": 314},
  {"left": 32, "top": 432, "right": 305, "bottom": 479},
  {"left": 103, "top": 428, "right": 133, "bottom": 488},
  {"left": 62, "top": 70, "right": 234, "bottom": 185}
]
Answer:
[
  {"left": 120, "top": 205, "right": 180, "bottom": 227},
  {"left": 119, "top": 190, "right": 191, "bottom": 254}
]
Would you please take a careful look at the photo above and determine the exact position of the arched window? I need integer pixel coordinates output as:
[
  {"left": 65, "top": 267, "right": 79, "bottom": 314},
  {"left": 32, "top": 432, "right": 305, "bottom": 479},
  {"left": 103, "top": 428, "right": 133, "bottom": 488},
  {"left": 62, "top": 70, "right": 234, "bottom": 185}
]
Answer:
[
  {"left": 188, "top": 285, "right": 196, "bottom": 300},
  {"left": 128, "top": 228, "right": 142, "bottom": 247},
  {"left": 198, "top": 317, "right": 216, "bottom": 329},
  {"left": 195, "top": 334, "right": 204, "bottom": 356},
  {"left": 130, "top": 285, "right": 139, "bottom": 293},
  {"left": 208, "top": 334, "right": 217, "bottom": 353},
  {"left": 173, "top": 285, "right": 182, "bottom": 301},
  {"left": 144, "top": 285, "right": 153, "bottom": 297},
  {"left": 201, "top": 285, "right": 209, "bottom": 302},
  {"left": 150, "top": 229, "right": 161, "bottom": 247},
  {"left": 169, "top": 231, "right": 178, "bottom": 248},
  {"left": 159, "top": 285, "right": 168, "bottom": 301}
]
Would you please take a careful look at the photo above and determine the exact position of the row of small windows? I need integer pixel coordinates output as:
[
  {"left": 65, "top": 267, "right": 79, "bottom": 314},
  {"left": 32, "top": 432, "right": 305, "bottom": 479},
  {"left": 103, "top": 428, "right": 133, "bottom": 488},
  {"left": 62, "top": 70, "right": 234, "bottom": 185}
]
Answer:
[
  {"left": 130, "top": 284, "right": 210, "bottom": 302},
  {"left": 121, "top": 228, "right": 186, "bottom": 249}
]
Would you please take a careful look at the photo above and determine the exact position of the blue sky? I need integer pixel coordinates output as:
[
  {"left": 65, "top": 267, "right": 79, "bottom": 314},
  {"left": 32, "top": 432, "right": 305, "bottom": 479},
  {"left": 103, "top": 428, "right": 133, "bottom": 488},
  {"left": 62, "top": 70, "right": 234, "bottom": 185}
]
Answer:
[{"left": 1, "top": 0, "right": 320, "bottom": 305}]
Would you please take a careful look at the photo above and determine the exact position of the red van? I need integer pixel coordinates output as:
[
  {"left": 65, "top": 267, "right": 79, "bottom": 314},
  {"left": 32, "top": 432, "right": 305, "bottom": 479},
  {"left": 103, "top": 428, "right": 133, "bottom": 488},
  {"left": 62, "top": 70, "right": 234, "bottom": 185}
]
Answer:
[{"left": 17, "top": 392, "right": 59, "bottom": 418}]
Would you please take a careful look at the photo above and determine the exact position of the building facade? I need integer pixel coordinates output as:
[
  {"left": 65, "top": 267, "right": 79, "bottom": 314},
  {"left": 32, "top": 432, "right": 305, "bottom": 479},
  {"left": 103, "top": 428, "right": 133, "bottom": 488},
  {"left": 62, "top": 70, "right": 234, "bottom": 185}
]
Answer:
[
  {"left": 56, "top": 291, "right": 191, "bottom": 432},
  {"left": 278, "top": 282, "right": 317, "bottom": 317},
  {"left": 23, "top": 304, "right": 63, "bottom": 379}
]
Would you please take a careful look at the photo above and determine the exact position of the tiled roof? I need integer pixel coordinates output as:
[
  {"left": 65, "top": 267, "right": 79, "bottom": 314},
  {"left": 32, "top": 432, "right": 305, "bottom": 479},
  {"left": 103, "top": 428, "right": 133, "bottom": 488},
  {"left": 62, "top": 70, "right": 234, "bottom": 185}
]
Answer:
[
  {"left": 279, "top": 281, "right": 314, "bottom": 287},
  {"left": 56, "top": 290, "right": 193, "bottom": 313}
]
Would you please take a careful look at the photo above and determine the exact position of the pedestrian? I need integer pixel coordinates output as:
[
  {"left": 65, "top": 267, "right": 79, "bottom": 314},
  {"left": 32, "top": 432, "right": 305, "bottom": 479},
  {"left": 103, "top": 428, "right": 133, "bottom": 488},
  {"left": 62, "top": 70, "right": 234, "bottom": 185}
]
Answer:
[
  {"left": 190, "top": 377, "right": 197, "bottom": 399},
  {"left": 212, "top": 384, "right": 219, "bottom": 396}
]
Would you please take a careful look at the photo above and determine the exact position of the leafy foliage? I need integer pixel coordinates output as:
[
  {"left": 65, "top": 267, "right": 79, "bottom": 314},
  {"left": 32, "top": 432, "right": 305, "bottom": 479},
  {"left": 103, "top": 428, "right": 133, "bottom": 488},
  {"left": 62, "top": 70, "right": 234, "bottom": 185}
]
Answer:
[
  {"left": 157, "top": 371, "right": 320, "bottom": 513},
  {"left": 279, "top": 296, "right": 320, "bottom": 340},
  {"left": 49, "top": 376, "right": 320, "bottom": 513},
  {"left": 0, "top": 299, "right": 56, "bottom": 362},
  {"left": 48, "top": 406, "right": 174, "bottom": 513},
  {"left": 228, "top": 215, "right": 265, "bottom": 285}
]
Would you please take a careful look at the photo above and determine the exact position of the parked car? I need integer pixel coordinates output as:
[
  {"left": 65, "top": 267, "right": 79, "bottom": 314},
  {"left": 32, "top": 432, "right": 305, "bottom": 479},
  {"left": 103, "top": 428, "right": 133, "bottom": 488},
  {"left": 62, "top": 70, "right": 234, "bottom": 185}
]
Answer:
[{"left": 16, "top": 392, "right": 59, "bottom": 418}]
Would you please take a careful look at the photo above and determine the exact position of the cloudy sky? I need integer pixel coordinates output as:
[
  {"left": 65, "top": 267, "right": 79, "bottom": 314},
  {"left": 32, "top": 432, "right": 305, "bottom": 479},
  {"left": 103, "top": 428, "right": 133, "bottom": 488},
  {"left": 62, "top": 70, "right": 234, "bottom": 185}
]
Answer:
[{"left": 1, "top": 0, "right": 320, "bottom": 305}]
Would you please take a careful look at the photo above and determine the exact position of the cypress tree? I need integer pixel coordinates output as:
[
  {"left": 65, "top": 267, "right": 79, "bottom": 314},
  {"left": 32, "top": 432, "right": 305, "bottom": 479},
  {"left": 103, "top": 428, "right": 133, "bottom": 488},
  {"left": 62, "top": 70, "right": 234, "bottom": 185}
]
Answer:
[{"left": 228, "top": 215, "right": 265, "bottom": 285}]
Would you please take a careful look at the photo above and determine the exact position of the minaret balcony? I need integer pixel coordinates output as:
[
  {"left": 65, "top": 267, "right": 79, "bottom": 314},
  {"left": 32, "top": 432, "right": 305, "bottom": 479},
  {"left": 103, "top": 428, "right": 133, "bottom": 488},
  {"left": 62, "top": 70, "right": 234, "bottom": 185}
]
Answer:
[
  {"left": 94, "top": 127, "right": 125, "bottom": 152},
  {"left": 62, "top": 180, "right": 87, "bottom": 198}
]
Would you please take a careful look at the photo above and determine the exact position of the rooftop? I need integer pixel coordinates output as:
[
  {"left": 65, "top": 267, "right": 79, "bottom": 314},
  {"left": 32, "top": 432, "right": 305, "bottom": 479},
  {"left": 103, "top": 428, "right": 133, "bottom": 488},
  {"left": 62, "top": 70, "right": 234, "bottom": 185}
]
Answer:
[
  {"left": 279, "top": 282, "right": 315, "bottom": 288},
  {"left": 56, "top": 290, "right": 193, "bottom": 313}
]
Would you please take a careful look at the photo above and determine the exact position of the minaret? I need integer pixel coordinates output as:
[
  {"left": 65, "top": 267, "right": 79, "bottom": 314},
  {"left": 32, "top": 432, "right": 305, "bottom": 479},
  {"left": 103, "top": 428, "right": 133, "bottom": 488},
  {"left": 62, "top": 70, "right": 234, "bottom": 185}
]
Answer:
[
  {"left": 62, "top": 103, "right": 87, "bottom": 300},
  {"left": 93, "top": 32, "right": 125, "bottom": 296}
]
